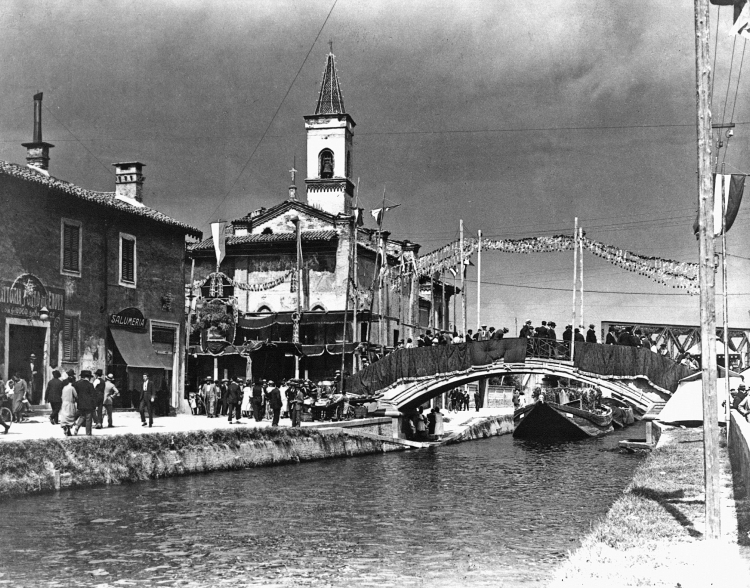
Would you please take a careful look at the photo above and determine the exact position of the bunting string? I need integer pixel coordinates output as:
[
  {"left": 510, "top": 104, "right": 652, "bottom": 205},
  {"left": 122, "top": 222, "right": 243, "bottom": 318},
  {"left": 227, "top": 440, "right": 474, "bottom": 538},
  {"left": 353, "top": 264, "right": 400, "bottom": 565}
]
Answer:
[
  {"left": 201, "top": 270, "right": 294, "bottom": 295},
  {"left": 382, "top": 235, "right": 700, "bottom": 294}
]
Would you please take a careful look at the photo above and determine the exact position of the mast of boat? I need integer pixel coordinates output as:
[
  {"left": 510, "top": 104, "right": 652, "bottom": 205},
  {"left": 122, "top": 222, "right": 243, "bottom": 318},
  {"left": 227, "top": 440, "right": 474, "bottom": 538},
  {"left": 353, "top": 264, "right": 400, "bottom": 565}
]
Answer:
[
  {"left": 352, "top": 178, "right": 360, "bottom": 372},
  {"left": 694, "top": 0, "right": 720, "bottom": 540},
  {"left": 460, "top": 219, "right": 466, "bottom": 337},
  {"left": 579, "top": 226, "right": 584, "bottom": 332}
]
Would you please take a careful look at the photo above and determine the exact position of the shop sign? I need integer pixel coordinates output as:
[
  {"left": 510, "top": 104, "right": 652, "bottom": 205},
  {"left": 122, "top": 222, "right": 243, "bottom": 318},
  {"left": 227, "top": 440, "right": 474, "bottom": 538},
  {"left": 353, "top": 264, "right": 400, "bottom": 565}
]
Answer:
[
  {"left": 0, "top": 274, "right": 65, "bottom": 320},
  {"left": 109, "top": 307, "right": 147, "bottom": 332}
]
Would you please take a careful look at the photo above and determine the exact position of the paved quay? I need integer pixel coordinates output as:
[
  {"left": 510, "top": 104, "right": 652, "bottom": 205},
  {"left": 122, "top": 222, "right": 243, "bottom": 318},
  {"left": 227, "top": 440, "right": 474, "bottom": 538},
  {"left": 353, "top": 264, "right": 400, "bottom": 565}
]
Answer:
[{"left": 0, "top": 406, "right": 512, "bottom": 443}]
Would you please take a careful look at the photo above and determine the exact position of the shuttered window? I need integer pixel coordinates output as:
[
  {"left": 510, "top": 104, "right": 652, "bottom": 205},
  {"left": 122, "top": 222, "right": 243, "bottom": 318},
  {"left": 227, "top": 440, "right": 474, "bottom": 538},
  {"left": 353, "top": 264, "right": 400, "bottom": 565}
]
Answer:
[
  {"left": 62, "top": 315, "right": 79, "bottom": 362},
  {"left": 120, "top": 234, "right": 136, "bottom": 286},
  {"left": 61, "top": 220, "right": 81, "bottom": 275}
]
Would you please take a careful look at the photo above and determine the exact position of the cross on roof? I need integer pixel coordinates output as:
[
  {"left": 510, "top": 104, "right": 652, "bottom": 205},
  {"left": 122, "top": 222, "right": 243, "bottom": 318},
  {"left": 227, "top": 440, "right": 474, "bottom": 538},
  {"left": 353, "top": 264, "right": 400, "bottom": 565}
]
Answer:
[{"left": 289, "top": 165, "right": 297, "bottom": 184}]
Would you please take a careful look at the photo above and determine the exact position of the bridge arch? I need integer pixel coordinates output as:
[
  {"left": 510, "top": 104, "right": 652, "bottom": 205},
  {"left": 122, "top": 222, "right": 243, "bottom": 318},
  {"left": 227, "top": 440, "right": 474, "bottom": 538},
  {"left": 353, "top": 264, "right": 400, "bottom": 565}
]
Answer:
[{"left": 378, "top": 358, "right": 655, "bottom": 415}]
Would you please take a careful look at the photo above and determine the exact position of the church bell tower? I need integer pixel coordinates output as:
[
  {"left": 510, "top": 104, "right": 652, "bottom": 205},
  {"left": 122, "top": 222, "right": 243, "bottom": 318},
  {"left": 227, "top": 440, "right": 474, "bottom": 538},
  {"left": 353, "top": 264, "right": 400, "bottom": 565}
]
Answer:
[{"left": 304, "top": 49, "right": 355, "bottom": 215}]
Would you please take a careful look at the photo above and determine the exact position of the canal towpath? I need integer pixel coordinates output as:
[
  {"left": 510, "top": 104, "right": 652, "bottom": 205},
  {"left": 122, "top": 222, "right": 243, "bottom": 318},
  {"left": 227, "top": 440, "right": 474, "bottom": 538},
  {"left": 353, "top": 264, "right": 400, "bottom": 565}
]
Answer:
[{"left": 0, "top": 407, "right": 512, "bottom": 444}]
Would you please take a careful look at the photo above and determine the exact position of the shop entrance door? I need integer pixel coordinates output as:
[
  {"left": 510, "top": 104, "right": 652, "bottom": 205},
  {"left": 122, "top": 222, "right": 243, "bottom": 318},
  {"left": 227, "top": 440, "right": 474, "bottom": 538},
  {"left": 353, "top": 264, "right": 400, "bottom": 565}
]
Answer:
[{"left": 8, "top": 324, "right": 46, "bottom": 403}]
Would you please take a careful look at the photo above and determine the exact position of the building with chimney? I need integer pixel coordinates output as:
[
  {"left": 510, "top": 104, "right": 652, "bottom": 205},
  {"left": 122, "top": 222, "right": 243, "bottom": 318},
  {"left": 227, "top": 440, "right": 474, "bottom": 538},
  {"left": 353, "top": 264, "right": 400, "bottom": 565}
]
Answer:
[
  {"left": 0, "top": 93, "right": 201, "bottom": 413},
  {"left": 187, "top": 52, "right": 456, "bottom": 385}
]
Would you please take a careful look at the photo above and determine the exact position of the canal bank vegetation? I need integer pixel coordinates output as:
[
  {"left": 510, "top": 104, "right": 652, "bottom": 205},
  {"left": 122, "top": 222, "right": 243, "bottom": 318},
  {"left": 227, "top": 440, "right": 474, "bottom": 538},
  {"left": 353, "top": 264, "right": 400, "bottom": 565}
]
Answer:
[
  {"left": 0, "top": 427, "right": 406, "bottom": 499},
  {"left": 550, "top": 427, "right": 749, "bottom": 587}
]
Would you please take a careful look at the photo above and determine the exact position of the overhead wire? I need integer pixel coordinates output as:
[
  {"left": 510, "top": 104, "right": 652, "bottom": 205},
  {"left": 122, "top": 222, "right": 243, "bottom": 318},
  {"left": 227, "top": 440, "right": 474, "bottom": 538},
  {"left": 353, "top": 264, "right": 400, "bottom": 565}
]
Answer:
[{"left": 200, "top": 0, "right": 339, "bottom": 229}]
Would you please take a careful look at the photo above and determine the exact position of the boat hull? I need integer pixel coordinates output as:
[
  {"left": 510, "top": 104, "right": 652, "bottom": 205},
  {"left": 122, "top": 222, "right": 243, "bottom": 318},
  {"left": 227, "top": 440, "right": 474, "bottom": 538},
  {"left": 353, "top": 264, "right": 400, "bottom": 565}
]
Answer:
[{"left": 513, "top": 401, "right": 613, "bottom": 440}]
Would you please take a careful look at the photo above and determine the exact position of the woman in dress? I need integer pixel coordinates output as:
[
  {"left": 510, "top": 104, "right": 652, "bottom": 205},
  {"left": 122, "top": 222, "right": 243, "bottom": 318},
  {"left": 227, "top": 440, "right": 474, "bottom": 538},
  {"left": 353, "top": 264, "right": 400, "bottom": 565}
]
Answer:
[
  {"left": 59, "top": 371, "right": 78, "bottom": 436},
  {"left": 241, "top": 379, "right": 252, "bottom": 419}
]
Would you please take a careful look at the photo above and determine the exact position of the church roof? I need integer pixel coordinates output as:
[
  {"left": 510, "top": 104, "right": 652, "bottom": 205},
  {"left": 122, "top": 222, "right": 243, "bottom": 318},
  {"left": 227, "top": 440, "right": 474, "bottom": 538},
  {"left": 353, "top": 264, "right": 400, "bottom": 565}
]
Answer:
[
  {"left": 190, "top": 230, "right": 338, "bottom": 251},
  {"left": 314, "top": 52, "right": 346, "bottom": 115}
]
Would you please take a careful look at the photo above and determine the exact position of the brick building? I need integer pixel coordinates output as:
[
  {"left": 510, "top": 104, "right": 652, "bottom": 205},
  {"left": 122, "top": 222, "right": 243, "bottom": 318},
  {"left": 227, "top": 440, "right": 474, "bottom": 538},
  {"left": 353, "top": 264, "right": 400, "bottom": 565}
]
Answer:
[
  {"left": 187, "top": 52, "right": 456, "bottom": 386},
  {"left": 0, "top": 93, "right": 201, "bottom": 412}
]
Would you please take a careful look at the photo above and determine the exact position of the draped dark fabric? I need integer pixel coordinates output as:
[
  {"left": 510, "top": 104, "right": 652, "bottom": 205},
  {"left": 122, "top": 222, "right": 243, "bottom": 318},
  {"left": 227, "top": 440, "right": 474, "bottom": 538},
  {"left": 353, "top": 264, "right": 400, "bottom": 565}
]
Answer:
[
  {"left": 573, "top": 342, "right": 694, "bottom": 393},
  {"left": 345, "top": 338, "right": 527, "bottom": 397},
  {"left": 238, "top": 311, "right": 370, "bottom": 330}
]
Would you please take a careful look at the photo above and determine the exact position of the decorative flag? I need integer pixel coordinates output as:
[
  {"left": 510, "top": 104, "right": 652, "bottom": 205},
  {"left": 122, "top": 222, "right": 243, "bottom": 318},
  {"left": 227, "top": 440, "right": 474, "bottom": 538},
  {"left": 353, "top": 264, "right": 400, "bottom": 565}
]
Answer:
[
  {"left": 354, "top": 208, "right": 364, "bottom": 226},
  {"left": 729, "top": 0, "right": 750, "bottom": 38},
  {"left": 371, "top": 204, "right": 400, "bottom": 226},
  {"left": 211, "top": 221, "right": 228, "bottom": 268},
  {"left": 692, "top": 174, "right": 745, "bottom": 236}
]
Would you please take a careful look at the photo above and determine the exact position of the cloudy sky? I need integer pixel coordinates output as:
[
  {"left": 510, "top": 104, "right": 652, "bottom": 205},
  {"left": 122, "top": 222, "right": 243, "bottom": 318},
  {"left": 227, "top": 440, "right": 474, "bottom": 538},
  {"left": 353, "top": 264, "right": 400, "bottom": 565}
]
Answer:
[{"left": 1, "top": 0, "right": 749, "bottom": 332}]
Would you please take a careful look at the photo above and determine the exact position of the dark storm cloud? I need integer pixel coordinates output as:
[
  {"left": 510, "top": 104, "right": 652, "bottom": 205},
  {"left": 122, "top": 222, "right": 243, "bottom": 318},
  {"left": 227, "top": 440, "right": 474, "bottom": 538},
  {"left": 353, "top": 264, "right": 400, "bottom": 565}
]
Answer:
[{"left": 0, "top": 0, "right": 746, "bottom": 327}]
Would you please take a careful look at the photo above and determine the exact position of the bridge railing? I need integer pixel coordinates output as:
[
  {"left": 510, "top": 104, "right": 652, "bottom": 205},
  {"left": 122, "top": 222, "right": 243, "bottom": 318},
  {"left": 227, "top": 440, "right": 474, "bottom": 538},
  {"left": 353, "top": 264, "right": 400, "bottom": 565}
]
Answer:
[{"left": 525, "top": 338, "right": 572, "bottom": 361}]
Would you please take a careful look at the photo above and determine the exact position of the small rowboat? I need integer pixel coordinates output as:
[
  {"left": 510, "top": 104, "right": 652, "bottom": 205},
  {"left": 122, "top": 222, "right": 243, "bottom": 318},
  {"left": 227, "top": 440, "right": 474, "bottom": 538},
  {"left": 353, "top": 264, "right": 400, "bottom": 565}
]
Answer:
[
  {"left": 601, "top": 397, "right": 635, "bottom": 429},
  {"left": 513, "top": 400, "right": 613, "bottom": 440}
]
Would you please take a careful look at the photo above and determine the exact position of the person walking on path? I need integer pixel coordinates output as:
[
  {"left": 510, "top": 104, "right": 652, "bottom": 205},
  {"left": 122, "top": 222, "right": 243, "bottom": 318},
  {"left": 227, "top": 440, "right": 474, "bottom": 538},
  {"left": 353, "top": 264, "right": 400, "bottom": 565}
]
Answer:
[
  {"left": 203, "top": 377, "right": 217, "bottom": 417},
  {"left": 251, "top": 380, "right": 264, "bottom": 422},
  {"left": 11, "top": 373, "right": 28, "bottom": 423},
  {"left": 290, "top": 386, "right": 304, "bottom": 427},
  {"left": 101, "top": 374, "right": 119, "bottom": 428},
  {"left": 93, "top": 369, "right": 105, "bottom": 429},
  {"left": 241, "top": 379, "right": 252, "bottom": 418},
  {"left": 45, "top": 370, "right": 64, "bottom": 425},
  {"left": 139, "top": 373, "right": 156, "bottom": 428},
  {"left": 266, "top": 380, "right": 282, "bottom": 426},
  {"left": 59, "top": 370, "right": 77, "bottom": 436},
  {"left": 73, "top": 370, "right": 96, "bottom": 436},
  {"left": 226, "top": 377, "right": 242, "bottom": 424}
]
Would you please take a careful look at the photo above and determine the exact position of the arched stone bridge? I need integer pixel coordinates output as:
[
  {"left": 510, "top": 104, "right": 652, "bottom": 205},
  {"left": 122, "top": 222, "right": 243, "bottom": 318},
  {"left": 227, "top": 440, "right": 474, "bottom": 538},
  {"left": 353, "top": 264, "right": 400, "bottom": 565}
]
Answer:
[{"left": 345, "top": 339, "right": 694, "bottom": 416}]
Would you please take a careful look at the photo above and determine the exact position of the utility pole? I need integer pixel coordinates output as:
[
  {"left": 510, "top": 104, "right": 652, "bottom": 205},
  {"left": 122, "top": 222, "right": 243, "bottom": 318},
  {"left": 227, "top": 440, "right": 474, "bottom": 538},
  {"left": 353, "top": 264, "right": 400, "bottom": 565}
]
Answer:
[
  {"left": 571, "top": 217, "right": 579, "bottom": 361},
  {"left": 694, "top": 0, "right": 720, "bottom": 541}
]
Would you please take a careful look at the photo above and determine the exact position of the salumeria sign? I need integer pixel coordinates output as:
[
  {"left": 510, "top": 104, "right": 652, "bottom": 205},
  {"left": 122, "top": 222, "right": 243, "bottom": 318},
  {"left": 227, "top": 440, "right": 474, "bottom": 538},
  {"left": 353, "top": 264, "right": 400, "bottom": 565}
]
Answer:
[{"left": 109, "top": 314, "right": 146, "bottom": 328}]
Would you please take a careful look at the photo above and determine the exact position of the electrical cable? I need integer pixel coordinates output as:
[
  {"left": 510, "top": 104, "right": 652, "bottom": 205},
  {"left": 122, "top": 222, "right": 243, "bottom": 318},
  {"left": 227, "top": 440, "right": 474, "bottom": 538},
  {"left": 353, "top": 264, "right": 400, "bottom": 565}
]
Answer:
[
  {"left": 43, "top": 105, "right": 113, "bottom": 178},
  {"left": 201, "top": 0, "right": 339, "bottom": 229},
  {"left": 723, "top": 39, "right": 747, "bottom": 166}
]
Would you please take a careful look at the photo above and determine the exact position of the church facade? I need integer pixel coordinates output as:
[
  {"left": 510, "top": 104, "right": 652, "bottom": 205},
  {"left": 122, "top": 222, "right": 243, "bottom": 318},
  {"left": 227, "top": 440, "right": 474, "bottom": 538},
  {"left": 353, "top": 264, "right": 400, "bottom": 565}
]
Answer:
[{"left": 187, "top": 52, "right": 456, "bottom": 386}]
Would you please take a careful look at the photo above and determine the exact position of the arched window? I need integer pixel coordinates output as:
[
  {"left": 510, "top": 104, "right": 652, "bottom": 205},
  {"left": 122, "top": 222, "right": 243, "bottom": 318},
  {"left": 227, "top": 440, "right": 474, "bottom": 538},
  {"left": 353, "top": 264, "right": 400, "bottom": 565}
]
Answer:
[
  {"left": 311, "top": 304, "right": 326, "bottom": 312},
  {"left": 261, "top": 227, "right": 273, "bottom": 235},
  {"left": 257, "top": 305, "right": 272, "bottom": 313},
  {"left": 319, "top": 149, "right": 334, "bottom": 179}
]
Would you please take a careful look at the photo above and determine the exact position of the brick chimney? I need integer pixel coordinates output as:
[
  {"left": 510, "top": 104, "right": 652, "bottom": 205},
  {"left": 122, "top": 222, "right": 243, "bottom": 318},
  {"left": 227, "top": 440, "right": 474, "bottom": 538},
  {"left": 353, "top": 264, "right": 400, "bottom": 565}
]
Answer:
[
  {"left": 112, "top": 161, "right": 145, "bottom": 204},
  {"left": 21, "top": 92, "right": 54, "bottom": 173}
]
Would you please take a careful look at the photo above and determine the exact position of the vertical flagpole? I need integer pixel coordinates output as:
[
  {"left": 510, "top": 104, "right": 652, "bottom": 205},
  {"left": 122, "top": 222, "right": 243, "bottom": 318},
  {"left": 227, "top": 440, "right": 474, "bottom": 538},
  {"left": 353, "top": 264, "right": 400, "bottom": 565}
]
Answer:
[
  {"left": 579, "top": 226, "right": 584, "bottom": 331},
  {"left": 477, "top": 229, "right": 482, "bottom": 332},
  {"left": 430, "top": 273, "right": 435, "bottom": 330},
  {"left": 452, "top": 270, "right": 457, "bottom": 333},
  {"left": 460, "top": 219, "right": 466, "bottom": 338},
  {"left": 352, "top": 179, "right": 360, "bottom": 371},
  {"left": 694, "top": 0, "right": 721, "bottom": 541},
  {"left": 571, "top": 217, "right": 579, "bottom": 360},
  {"left": 441, "top": 269, "right": 446, "bottom": 331},
  {"left": 721, "top": 172, "right": 731, "bottom": 426}
]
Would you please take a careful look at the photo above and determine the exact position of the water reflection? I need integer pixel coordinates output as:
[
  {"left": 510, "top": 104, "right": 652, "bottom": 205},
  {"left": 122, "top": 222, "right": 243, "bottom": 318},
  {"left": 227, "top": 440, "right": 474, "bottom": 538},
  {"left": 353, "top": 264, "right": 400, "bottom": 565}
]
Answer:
[{"left": 0, "top": 423, "right": 645, "bottom": 587}]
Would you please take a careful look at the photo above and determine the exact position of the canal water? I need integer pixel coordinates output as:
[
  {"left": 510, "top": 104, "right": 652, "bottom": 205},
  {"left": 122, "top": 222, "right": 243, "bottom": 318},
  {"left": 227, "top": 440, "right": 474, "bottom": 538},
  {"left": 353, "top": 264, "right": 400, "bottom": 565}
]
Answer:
[{"left": 0, "top": 422, "right": 646, "bottom": 587}]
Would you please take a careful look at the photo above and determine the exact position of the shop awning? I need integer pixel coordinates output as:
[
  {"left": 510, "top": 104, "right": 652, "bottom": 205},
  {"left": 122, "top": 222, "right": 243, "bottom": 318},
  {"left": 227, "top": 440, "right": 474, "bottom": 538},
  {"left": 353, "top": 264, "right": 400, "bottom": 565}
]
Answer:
[{"left": 111, "top": 328, "right": 173, "bottom": 369}]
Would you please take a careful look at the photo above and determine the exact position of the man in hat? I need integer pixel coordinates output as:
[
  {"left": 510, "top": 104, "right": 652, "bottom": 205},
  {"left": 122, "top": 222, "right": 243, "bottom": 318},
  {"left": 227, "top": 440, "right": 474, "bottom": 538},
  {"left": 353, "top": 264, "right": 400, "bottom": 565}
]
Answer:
[
  {"left": 73, "top": 370, "right": 96, "bottom": 436},
  {"left": 519, "top": 321, "right": 533, "bottom": 338},
  {"left": 251, "top": 379, "right": 264, "bottom": 422},
  {"left": 586, "top": 324, "right": 598, "bottom": 344},
  {"left": 203, "top": 376, "right": 216, "bottom": 417},
  {"left": 139, "top": 373, "right": 156, "bottom": 428},
  {"left": 93, "top": 369, "right": 106, "bottom": 429},
  {"left": 27, "top": 353, "right": 39, "bottom": 404},
  {"left": 226, "top": 377, "right": 242, "bottom": 424},
  {"left": 45, "top": 369, "right": 64, "bottom": 425},
  {"left": 658, "top": 343, "right": 669, "bottom": 357},
  {"left": 266, "top": 380, "right": 282, "bottom": 426},
  {"left": 102, "top": 374, "right": 119, "bottom": 428},
  {"left": 547, "top": 322, "right": 557, "bottom": 340},
  {"left": 732, "top": 384, "right": 748, "bottom": 410}
]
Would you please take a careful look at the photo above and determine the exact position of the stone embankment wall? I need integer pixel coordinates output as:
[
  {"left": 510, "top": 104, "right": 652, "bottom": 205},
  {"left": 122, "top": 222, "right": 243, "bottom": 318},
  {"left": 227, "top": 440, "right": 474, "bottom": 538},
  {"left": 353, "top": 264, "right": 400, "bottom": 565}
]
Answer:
[
  {"left": 0, "top": 427, "right": 406, "bottom": 499},
  {"left": 444, "top": 414, "right": 514, "bottom": 444},
  {"left": 728, "top": 409, "right": 750, "bottom": 491}
]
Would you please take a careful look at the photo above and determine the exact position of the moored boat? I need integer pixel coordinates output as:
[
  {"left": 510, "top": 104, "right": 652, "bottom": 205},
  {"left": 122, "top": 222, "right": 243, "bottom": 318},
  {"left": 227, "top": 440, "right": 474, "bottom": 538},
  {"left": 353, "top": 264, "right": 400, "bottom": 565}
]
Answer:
[
  {"left": 513, "top": 400, "right": 613, "bottom": 440},
  {"left": 601, "top": 397, "right": 635, "bottom": 429}
]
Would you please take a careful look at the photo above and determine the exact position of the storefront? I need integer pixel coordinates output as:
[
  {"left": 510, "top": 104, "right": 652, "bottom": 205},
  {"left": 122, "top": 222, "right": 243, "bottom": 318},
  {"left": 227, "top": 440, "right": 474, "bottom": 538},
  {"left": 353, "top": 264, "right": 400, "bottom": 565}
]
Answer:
[
  {"left": 108, "top": 307, "right": 180, "bottom": 413},
  {"left": 0, "top": 273, "right": 65, "bottom": 403}
]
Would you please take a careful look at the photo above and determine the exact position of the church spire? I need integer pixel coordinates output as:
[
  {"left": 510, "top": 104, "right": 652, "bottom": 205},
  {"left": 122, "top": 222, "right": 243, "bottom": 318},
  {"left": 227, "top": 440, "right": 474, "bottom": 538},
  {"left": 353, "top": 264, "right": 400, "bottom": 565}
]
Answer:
[{"left": 314, "top": 49, "right": 346, "bottom": 115}]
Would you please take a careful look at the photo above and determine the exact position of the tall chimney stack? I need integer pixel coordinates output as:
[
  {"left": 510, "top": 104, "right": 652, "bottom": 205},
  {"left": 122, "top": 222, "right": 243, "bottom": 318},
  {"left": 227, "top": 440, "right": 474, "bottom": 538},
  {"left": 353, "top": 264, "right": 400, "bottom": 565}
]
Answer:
[
  {"left": 22, "top": 92, "right": 54, "bottom": 173},
  {"left": 112, "top": 161, "right": 146, "bottom": 204}
]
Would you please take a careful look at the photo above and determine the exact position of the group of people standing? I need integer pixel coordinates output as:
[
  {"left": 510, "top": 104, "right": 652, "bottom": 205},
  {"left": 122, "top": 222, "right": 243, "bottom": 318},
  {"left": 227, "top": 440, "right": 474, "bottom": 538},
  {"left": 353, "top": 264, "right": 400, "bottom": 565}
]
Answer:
[
  {"left": 194, "top": 377, "right": 292, "bottom": 427},
  {"left": 48, "top": 368, "right": 122, "bottom": 436}
]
